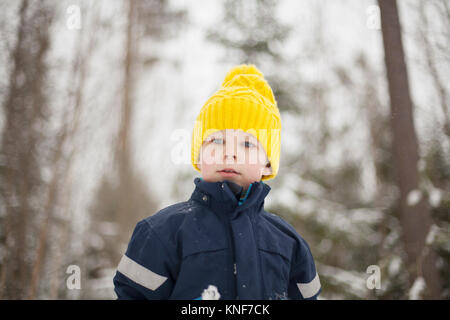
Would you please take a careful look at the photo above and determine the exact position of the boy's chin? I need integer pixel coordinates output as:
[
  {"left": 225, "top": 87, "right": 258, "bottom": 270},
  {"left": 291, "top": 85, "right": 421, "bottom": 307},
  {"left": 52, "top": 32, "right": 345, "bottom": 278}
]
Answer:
[{"left": 203, "top": 174, "right": 243, "bottom": 184}]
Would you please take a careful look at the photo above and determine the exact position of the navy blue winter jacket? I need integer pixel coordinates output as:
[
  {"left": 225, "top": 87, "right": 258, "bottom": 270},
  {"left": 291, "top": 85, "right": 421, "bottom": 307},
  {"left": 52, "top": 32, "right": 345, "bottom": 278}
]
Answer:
[{"left": 113, "top": 177, "right": 321, "bottom": 300}]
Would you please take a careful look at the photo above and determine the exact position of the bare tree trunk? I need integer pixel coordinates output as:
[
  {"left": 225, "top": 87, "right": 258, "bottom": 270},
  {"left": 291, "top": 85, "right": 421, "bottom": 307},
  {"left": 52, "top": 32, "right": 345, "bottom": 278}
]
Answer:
[
  {"left": 0, "top": 0, "right": 30, "bottom": 299},
  {"left": 0, "top": 0, "right": 54, "bottom": 299},
  {"left": 28, "top": 2, "right": 96, "bottom": 298},
  {"left": 114, "top": 0, "right": 137, "bottom": 246},
  {"left": 378, "top": 0, "right": 441, "bottom": 299},
  {"left": 116, "top": 0, "right": 135, "bottom": 172}
]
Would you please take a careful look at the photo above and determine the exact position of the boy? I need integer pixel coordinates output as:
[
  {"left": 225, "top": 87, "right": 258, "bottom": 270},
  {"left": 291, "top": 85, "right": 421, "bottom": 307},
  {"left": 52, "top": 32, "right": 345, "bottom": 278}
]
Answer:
[{"left": 113, "top": 64, "right": 321, "bottom": 300}]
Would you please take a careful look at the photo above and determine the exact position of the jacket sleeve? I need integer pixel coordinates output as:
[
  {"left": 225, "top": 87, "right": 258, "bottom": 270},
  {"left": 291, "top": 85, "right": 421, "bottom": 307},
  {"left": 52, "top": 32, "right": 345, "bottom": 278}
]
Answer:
[
  {"left": 288, "top": 237, "right": 321, "bottom": 300},
  {"left": 113, "top": 219, "right": 176, "bottom": 299}
]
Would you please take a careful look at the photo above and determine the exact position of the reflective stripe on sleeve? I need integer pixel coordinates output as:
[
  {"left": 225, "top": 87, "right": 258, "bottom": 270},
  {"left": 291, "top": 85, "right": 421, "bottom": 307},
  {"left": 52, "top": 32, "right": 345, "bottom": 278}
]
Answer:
[
  {"left": 297, "top": 272, "right": 321, "bottom": 298},
  {"left": 117, "top": 254, "right": 168, "bottom": 291}
]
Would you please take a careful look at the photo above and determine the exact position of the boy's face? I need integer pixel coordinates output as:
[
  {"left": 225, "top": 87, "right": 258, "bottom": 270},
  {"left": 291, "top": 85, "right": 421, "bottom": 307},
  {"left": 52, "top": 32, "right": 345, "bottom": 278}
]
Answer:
[{"left": 197, "top": 129, "right": 272, "bottom": 191}]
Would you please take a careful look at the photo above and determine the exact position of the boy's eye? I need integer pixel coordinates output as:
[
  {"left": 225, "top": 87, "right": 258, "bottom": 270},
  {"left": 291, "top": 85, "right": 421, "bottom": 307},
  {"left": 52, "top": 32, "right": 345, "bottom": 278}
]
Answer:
[
  {"left": 244, "top": 141, "right": 256, "bottom": 148},
  {"left": 211, "top": 138, "right": 224, "bottom": 145}
]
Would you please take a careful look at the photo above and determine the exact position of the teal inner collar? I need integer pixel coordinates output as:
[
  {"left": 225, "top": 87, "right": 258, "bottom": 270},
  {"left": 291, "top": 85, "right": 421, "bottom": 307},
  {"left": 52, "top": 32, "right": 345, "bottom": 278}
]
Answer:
[
  {"left": 238, "top": 183, "right": 253, "bottom": 206},
  {"left": 197, "top": 177, "right": 256, "bottom": 206}
]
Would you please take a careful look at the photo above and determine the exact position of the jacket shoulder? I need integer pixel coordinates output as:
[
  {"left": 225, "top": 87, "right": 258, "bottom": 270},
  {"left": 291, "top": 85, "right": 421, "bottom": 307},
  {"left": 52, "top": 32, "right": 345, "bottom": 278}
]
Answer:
[
  {"left": 140, "top": 200, "right": 201, "bottom": 252},
  {"left": 260, "top": 210, "right": 300, "bottom": 237},
  {"left": 260, "top": 210, "right": 313, "bottom": 258},
  {"left": 144, "top": 200, "right": 195, "bottom": 230}
]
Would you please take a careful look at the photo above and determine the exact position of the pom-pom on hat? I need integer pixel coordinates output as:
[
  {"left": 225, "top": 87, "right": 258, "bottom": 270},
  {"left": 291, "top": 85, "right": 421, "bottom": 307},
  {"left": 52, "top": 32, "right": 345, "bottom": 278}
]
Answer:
[{"left": 191, "top": 64, "right": 282, "bottom": 181}]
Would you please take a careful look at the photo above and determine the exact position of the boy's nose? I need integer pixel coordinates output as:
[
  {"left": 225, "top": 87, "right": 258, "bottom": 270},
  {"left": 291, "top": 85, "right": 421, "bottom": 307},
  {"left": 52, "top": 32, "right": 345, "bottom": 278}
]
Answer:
[
  {"left": 224, "top": 136, "right": 237, "bottom": 160},
  {"left": 224, "top": 153, "right": 237, "bottom": 163}
]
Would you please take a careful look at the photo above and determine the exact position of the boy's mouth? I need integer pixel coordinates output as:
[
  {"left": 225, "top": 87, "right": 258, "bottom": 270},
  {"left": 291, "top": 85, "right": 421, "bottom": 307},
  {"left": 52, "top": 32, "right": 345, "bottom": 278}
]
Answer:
[{"left": 217, "top": 168, "right": 240, "bottom": 175}]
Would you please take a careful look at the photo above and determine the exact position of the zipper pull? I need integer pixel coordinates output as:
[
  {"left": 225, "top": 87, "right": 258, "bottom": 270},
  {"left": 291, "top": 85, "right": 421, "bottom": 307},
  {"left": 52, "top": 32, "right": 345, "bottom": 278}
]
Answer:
[{"left": 234, "top": 263, "right": 237, "bottom": 275}]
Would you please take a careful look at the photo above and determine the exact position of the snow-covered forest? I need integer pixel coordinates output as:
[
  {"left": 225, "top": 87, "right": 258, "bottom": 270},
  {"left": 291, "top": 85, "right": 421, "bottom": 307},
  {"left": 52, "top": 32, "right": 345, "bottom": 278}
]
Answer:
[{"left": 0, "top": 0, "right": 448, "bottom": 299}]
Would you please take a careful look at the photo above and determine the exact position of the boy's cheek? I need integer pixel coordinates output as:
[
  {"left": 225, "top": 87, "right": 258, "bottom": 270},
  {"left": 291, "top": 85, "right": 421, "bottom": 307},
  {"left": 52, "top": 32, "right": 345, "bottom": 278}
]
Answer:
[
  {"left": 246, "top": 149, "right": 265, "bottom": 165},
  {"left": 241, "top": 163, "right": 263, "bottom": 177},
  {"left": 201, "top": 163, "right": 216, "bottom": 173},
  {"left": 200, "top": 146, "right": 219, "bottom": 165}
]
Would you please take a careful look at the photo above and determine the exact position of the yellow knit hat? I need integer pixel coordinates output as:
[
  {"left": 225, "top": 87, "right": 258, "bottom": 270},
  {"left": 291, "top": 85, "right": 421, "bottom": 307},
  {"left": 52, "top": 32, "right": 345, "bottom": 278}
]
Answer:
[{"left": 191, "top": 64, "right": 281, "bottom": 181}]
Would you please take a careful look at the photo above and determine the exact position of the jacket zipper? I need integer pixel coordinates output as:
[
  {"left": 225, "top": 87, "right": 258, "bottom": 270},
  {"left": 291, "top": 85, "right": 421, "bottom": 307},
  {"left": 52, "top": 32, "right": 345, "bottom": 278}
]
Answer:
[{"left": 221, "top": 212, "right": 238, "bottom": 299}]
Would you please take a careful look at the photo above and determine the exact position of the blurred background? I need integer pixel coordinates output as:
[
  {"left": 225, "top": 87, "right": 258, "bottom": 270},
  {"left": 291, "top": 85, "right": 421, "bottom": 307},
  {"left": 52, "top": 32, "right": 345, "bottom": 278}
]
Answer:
[{"left": 0, "top": 0, "right": 448, "bottom": 300}]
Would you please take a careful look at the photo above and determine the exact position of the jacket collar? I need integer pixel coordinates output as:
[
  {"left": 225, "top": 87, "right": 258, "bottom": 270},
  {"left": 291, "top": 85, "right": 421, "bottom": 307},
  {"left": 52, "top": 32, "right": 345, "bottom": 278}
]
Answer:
[{"left": 190, "top": 177, "right": 271, "bottom": 216}]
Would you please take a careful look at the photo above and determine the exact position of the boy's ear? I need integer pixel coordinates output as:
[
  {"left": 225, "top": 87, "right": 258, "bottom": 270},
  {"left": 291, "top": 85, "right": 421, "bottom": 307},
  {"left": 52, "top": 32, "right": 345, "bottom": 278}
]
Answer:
[{"left": 261, "top": 162, "right": 272, "bottom": 176}]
